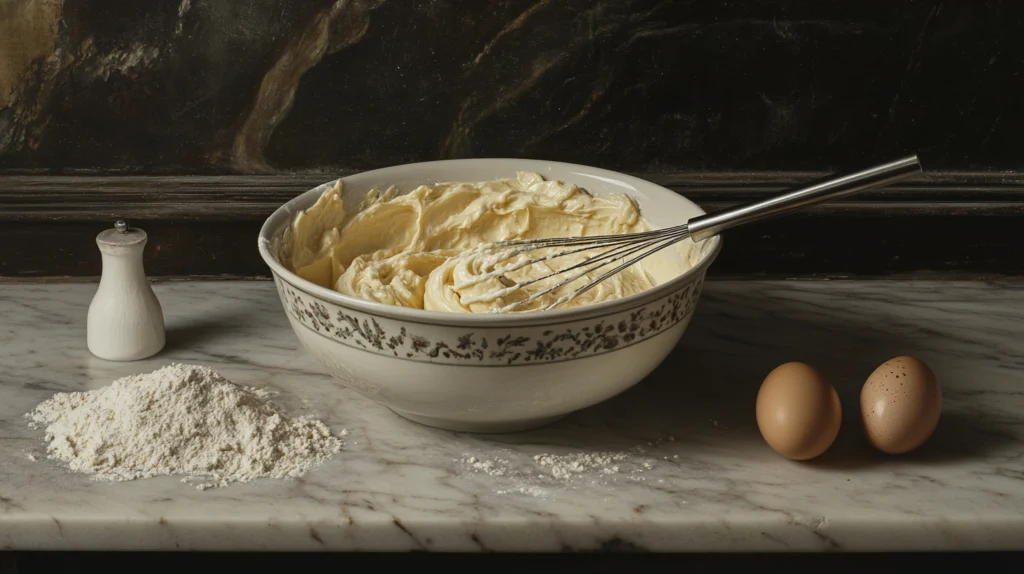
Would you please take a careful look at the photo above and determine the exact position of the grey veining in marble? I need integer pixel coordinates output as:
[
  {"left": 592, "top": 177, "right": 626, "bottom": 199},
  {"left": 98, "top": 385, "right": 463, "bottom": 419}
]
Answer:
[{"left": 0, "top": 280, "right": 1022, "bottom": 551}]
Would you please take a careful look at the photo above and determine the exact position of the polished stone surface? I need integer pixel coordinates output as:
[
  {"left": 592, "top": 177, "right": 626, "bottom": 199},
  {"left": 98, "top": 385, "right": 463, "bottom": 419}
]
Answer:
[{"left": 0, "top": 280, "right": 1022, "bottom": 551}]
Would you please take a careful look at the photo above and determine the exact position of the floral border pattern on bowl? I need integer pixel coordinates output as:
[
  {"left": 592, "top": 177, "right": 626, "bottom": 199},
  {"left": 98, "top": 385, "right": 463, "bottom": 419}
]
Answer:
[{"left": 276, "top": 276, "right": 703, "bottom": 366}]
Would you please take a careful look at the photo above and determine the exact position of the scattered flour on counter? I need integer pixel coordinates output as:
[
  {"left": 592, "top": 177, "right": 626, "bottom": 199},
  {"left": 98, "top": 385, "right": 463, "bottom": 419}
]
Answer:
[
  {"left": 457, "top": 436, "right": 677, "bottom": 497},
  {"left": 461, "top": 455, "right": 509, "bottom": 476},
  {"left": 497, "top": 484, "right": 547, "bottom": 497},
  {"left": 25, "top": 363, "right": 343, "bottom": 490},
  {"left": 533, "top": 452, "right": 629, "bottom": 479}
]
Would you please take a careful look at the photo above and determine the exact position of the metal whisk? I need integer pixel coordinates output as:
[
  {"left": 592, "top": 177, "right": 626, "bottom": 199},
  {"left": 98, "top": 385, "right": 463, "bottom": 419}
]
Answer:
[{"left": 457, "top": 155, "right": 923, "bottom": 313}]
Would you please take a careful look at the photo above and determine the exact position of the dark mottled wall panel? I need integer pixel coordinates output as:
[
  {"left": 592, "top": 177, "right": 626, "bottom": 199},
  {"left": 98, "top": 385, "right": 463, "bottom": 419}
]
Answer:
[{"left": 1, "top": 0, "right": 1020, "bottom": 175}]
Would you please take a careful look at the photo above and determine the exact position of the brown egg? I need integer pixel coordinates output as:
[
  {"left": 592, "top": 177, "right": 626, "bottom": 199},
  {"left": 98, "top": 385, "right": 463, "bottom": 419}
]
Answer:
[
  {"left": 756, "top": 362, "right": 842, "bottom": 460},
  {"left": 860, "top": 356, "right": 942, "bottom": 454}
]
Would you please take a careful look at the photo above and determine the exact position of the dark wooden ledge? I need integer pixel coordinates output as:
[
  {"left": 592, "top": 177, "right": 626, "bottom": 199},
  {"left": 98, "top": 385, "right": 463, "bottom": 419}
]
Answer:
[{"left": 2, "top": 172, "right": 1022, "bottom": 279}]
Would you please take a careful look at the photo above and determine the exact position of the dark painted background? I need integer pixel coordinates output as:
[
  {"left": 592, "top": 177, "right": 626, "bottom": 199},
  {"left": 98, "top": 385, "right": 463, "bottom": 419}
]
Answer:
[{"left": 1, "top": 0, "right": 1019, "bottom": 175}]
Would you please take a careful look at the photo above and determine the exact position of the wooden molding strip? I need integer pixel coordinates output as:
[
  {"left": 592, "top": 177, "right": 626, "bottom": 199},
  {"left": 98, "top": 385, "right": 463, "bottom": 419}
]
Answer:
[
  {"left": 2, "top": 172, "right": 1022, "bottom": 279},
  {"left": 2, "top": 172, "right": 1024, "bottom": 221}
]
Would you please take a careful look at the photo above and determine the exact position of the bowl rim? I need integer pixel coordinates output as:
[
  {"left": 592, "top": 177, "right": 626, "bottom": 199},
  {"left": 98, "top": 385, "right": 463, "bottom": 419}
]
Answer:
[{"left": 258, "top": 158, "right": 722, "bottom": 326}]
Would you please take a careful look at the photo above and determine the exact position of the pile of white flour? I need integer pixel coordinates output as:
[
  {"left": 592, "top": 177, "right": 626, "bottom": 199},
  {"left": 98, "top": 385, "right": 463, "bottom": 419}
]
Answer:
[{"left": 26, "top": 364, "right": 343, "bottom": 490}]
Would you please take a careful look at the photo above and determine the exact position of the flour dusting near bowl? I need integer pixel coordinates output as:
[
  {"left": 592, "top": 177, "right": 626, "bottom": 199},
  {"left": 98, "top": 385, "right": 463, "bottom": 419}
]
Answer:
[
  {"left": 533, "top": 451, "right": 630, "bottom": 479},
  {"left": 457, "top": 435, "right": 676, "bottom": 497}
]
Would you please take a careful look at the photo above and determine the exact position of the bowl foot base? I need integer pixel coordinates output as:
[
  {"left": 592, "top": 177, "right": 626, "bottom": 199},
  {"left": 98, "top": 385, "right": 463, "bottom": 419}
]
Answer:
[{"left": 389, "top": 409, "right": 567, "bottom": 433}]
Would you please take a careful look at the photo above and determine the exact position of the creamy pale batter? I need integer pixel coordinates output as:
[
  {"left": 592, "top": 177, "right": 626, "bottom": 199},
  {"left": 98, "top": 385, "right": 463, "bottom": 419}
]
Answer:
[{"left": 279, "top": 172, "right": 695, "bottom": 313}]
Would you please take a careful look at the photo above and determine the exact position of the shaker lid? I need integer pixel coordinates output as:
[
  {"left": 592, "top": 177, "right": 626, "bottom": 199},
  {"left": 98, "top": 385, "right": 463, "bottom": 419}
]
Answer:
[{"left": 97, "top": 220, "right": 147, "bottom": 247}]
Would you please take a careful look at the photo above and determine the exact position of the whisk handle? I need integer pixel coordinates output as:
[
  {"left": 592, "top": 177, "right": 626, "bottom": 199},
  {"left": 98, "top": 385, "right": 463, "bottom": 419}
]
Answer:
[{"left": 686, "top": 155, "right": 922, "bottom": 242}]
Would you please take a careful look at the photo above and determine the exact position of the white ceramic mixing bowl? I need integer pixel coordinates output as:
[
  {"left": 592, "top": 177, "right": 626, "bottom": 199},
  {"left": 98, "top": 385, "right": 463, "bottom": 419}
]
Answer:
[{"left": 258, "top": 159, "right": 721, "bottom": 432}]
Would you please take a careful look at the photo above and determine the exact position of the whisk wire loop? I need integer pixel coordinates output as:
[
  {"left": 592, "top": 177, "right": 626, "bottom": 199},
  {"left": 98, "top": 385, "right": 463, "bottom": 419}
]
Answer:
[{"left": 454, "top": 155, "right": 922, "bottom": 313}]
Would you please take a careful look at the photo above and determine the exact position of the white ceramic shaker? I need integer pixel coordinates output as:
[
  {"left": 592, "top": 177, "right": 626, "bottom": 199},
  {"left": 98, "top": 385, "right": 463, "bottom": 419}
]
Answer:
[{"left": 87, "top": 220, "right": 166, "bottom": 361}]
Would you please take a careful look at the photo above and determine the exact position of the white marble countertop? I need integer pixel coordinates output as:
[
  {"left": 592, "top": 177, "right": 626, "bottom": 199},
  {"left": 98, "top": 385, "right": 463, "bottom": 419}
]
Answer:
[{"left": 1, "top": 280, "right": 1022, "bottom": 552}]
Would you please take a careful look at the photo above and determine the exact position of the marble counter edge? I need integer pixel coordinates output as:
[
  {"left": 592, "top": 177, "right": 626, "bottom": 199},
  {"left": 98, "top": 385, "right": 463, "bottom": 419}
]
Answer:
[{"left": 2, "top": 515, "right": 1022, "bottom": 552}]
